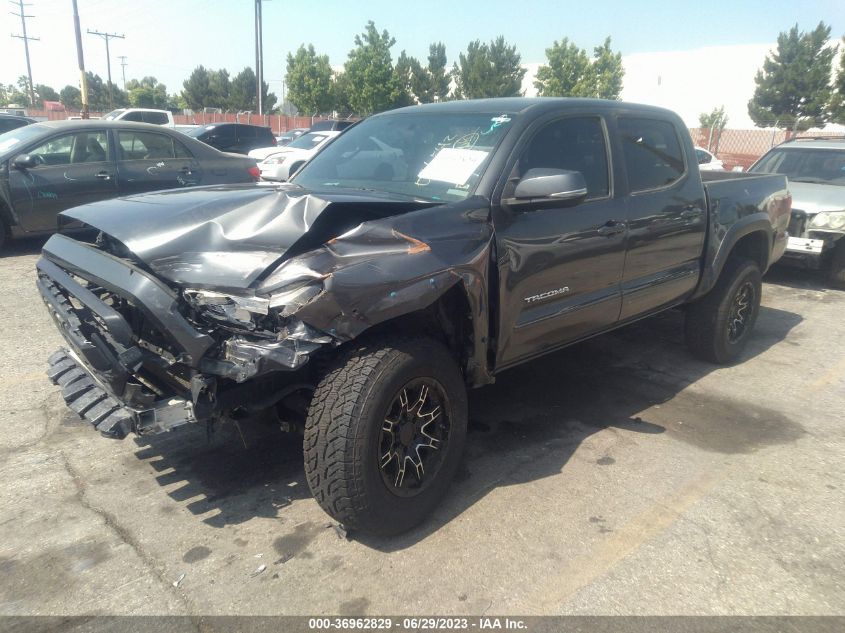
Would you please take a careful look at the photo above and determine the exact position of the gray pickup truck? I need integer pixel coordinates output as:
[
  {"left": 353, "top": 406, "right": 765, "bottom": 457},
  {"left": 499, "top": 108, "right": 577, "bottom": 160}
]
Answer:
[{"left": 37, "top": 98, "right": 790, "bottom": 534}]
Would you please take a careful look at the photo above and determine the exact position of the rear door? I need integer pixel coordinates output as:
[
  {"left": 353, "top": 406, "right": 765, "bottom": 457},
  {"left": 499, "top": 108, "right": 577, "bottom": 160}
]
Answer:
[
  {"left": 615, "top": 116, "right": 706, "bottom": 319},
  {"left": 7, "top": 129, "right": 117, "bottom": 232},
  {"left": 115, "top": 129, "right": 201, "bottom": 195},
  {"left": 493, "top": 114, "right": 627, "bottom": 368},
  {"left": 235, "top": 125, "right": 258, "bottom": 153}
]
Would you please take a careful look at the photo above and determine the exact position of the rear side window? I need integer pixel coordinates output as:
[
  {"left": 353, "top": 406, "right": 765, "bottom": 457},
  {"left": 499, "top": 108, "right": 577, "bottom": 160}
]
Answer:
[
  {"left": 174, "top": 139, "right": 193, "bottom": 158},
  {"left": 117, "top": 131, "right": 177, "bottom": 159},
  {"left": 519, "top": 116, "right": 610, "bottom": 199},
  {"left": 143, "top": 112, "right": 169, "bottom": 125},
  {"left": 122, "top": 111, "right": 145, "bottom": 123},
  {"left": 618, "top": 117, "right": 685, "bottom": 192},
  {"left": 238, "top": 125, "right": 257, "bottom": 139}
]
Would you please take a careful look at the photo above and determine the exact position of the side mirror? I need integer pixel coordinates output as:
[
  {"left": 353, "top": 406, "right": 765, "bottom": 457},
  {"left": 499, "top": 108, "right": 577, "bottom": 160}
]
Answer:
[
  {"left": 13, "top": 154, "right": 38, "bottom": 170},
  {"left": 510, "top": 168, "right": 588, "bottom": 204}
]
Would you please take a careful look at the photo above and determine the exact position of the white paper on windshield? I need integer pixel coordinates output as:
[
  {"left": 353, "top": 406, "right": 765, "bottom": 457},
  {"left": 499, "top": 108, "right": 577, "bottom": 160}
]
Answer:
[{"left": 417, "top": 148, "right": 488, "bottom": 185}]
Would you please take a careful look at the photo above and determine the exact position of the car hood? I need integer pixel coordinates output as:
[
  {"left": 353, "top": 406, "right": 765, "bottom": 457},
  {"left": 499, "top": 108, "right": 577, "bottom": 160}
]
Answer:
[
  {"left": 788, "top": 181, "right": 845, "bottom": 214},
  {"left": 59, "top": 183, "right": 437, "bottom": 290}
]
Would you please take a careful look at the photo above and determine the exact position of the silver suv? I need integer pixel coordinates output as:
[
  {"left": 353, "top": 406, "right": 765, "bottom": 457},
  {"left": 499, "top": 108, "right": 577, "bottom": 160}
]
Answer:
[{"left": 749, "top": 137, "right": 845, "bottom": 285}]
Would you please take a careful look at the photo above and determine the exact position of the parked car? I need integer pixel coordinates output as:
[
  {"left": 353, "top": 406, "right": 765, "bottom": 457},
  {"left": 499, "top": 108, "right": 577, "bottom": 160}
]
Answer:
[
  {"left": 694, "top": 146, "right": 724, "bottom": 171},
  {"left": 308, "top": 119, "right": 355, "bottom": 132},
  {"left": 185, "top": 123, "right": 276, "bottom": 155},
  {"left": 249, "top": 131, "right": 340, "bottom": 180},
  {"left": 277, "top": 128, "right": 308, "bottom": 145},
  {"left": 749, "top": 136, "right": 845, "bottom": 284},
  {"left": 37, "top": 98, "right": 790, "bottom": 534},
  {"left": 0, "top": 113, "right": 36, "bottom": 134},
  {"left": 103, "top": 108, "right": 175, "bottom": 127},
  {"left": 0, "top": 120, "right": 259, "bottom": 251}
]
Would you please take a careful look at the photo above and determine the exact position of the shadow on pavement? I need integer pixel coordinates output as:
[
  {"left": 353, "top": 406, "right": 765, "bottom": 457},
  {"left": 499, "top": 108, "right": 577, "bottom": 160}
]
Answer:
[{"left": 131, "top": 303, "right": 804, "bottom": 544}]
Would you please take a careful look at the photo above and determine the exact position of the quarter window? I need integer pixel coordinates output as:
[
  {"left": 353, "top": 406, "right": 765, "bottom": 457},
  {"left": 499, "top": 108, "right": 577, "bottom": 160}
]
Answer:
[
  {"left": 618, "top": 117, "right": 685, "bottom": 192},
  {"left": 518, "top": 116, "right": 610, "bottom": 199}
]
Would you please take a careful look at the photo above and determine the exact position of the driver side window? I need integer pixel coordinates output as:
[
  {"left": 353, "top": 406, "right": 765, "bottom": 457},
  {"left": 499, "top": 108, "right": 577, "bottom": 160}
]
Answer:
[
  {"left": 30, "top": 132, "right": 109, "bottom": 165},
  {"left": 512, "top": 116, "right": 610, "bottom": 200}
]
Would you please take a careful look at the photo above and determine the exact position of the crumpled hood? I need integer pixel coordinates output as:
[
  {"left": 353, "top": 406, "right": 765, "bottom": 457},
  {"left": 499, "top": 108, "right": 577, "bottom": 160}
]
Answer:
[
  {"left": 788, "top": 181, "right": 845, "bottom": 215},
  {"left": 59, "top": 183, "right": 435, "bottom": 290}
]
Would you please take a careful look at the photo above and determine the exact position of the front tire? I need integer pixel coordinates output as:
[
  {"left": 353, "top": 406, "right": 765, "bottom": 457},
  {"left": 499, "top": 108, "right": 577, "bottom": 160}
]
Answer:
[
  {"left": 304, "top": 336, "right": 468, "bottom": 535},
  {"left": 828, "top": 239, "right": 845, "bottom": 288},
  {"left": 685, "top": 258, "right": 762, "bottom": 364}
]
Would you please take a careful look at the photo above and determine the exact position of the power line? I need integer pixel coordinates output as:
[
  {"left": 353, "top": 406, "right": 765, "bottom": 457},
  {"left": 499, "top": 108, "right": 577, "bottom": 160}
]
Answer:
[
  {"left": 87, "top": 28, "right": 124, "bottom": 108},
  {"left": 9, "top": 0, "right": 39, "bottom": 107}
]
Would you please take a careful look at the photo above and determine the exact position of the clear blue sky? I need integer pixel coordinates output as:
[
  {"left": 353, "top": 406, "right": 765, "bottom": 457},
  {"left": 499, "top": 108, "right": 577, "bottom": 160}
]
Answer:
[{"left": 2, "top": 0, "right": 843, "bottom": 96}]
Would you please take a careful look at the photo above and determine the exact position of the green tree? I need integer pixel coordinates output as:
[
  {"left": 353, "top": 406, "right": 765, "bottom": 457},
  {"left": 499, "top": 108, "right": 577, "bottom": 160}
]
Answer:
[
  {"left": 409, "top": 42, "right": 450, "bottom": 103},
  {"left": 699, "top": 105, "right": 728, "bottom": 130},
  {"left": 59, "top": 85, "right": 82, "bottom": 110},
  {"left": 393, "top": 51, "right": 416, "bottom": 107},
  {"left": 207, "top": 69, "right": 230, "bottom": 109},
  {"left": 591, "top": 37, "right": 624, "bottom": 99},
  {"left": 831, "top": 36, "right": 845, "bottom": 124},
  {"left": 748, "top": 22, "right": 837, "bottom": 130},
  {"left": 126, "top": 76, "right": 168, "bottom": 109},
  {"left": 534, "top": 38, "right": 591, "bottom": 97},
  {"left": 534, "top": 36, "right": 623, "bottom": 99},
  {"left": 228, "top": 67, "right": 276, "bottom": 112},
  {"left": 332, "top": 72, "right": 353, "bottom": 117},
  {"left": 285, "top": 44, "right": 335, "bottom": 115},
  {"left": 452, "top": 36, "right": 526, "bottom": 99},
  {"left": 33, "top": 84, "right": 60, "bottom": 108},
  {"left": 182, "top": 65, "right": 211, "bottom": 110},
  {"left": 344, "top": 21, "right": 404, "bottom": 115}
]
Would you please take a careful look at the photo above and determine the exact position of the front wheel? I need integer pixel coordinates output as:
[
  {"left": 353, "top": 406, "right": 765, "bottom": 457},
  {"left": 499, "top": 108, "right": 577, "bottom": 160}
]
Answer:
[
  {"left": 828, "top": 239, "right": 845, "bottom": 288},
  {"left": 685, "top": 258, "right": 762, "bottom": 364},
  {"left": 304, "top": 336, "right": 468, "bottom": 535}
]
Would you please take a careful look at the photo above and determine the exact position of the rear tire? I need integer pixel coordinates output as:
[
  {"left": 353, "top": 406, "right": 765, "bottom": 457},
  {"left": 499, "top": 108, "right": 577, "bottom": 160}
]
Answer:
[
  {"left": 828, "top": 239, "right": 845, "bottom": 288},
  {"left": 685, "top": 258, "right": 762, "bottom": 364},
  {"left": 304, "top": 335, "right": 468, "bottom": 536}
]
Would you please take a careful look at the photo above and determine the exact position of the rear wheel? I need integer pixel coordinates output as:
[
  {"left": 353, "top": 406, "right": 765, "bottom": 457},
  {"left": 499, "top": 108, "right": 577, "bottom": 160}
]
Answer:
[
  {"left": 304, "top": 336, "right": 468, "bottom": 535},
  {"left": 685, "top": 258, "right": 762, "bottom": 364}
]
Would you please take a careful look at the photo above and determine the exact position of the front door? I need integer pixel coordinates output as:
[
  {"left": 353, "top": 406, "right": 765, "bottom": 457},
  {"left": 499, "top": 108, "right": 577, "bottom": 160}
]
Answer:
[
  {"left": 493, "top": 115, "right": 627, "bottom": 369},
  {"left": 8, "top": 130, "right": 117, "bottom": 232}
]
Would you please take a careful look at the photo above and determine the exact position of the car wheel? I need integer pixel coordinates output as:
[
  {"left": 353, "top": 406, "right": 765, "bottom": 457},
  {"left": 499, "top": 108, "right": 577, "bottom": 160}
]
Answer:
[
  {"left": 685, "top": 257, "right": 762, "bottom": 364},
  {"left": 304, "top": 335, "right": 468, "bottom": 535},
  {"left": 828, "top": 239, "right": 845, "bottom": 288}
]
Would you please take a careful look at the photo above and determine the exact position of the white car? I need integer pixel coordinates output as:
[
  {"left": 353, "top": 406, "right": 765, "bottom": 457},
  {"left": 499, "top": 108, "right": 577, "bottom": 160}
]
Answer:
[
  {"left": 252, "top": 131, "right": 341, "bottom": 181},
  {"left": 695, "top": 146, "right": 724, "bottom": 171}
]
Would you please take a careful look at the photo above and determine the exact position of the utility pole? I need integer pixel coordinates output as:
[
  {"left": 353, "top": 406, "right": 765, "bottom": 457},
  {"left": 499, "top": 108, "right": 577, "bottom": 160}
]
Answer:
[
  {"left": 254, "top": 0, "right": 268, "bottom": 115},
  {"left": 87, "top": 28, "right": 124, "bottom": 108},
  {"left": 10, "top": 0, "right": 39, "bottom": 108},
  {"left": 71, "top": 0, "right": 88, "bottom": 117},
  {"left": 117, "top": 55, "right": 127, "bottom": 91}
]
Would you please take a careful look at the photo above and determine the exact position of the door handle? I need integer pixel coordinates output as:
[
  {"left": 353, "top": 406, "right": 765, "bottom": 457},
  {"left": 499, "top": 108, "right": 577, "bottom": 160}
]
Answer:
[
  {"left": 597, "top": 220, "right": 626, "bottom": 237},
  {"left": 95, "top": 171, "right": 113, "bottom": 180},
  {"left": 179, "top": 167, "right": 193, "bottom": 175},
  {"left": 680, "top": 207, "right": 703, "bottom": 221}
]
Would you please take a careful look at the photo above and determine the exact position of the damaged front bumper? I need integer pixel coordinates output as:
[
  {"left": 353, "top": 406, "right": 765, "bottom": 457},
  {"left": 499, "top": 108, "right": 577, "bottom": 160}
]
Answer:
[
  {"left": 37, "top": 234, "right": 330, "bottom": 439},
  {"left": 46, "top": 348, "right": 196, "bottom": 438}
]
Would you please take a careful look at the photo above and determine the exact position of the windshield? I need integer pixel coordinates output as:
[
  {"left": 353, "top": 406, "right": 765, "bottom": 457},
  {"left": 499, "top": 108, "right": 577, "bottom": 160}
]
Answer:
[
  {"left": 751, "top": 148, "right": 845, "bottom": 185},
  {"left": 293, "top": 111, "right": 515, "bottom": 202},
  {"left": 288, "top": 132, "right": 331, "bottom": 150},
  {"left": 0, "top": 123, "right": 47, "bottom": 156},
  {"left": 103, "top": 109, "right": 126, "bottom": 121}
]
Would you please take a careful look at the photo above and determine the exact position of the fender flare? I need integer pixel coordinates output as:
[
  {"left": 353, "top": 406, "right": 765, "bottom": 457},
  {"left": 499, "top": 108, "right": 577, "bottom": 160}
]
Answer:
[{"left": 692, "top": 214, "right": 772, "bottom": 300}]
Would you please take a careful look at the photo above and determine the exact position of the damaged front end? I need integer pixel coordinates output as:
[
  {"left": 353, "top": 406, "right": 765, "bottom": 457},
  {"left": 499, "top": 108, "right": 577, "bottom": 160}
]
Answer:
[{"left": 38, "top": 184, "right": 494, "bottom": 439}]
